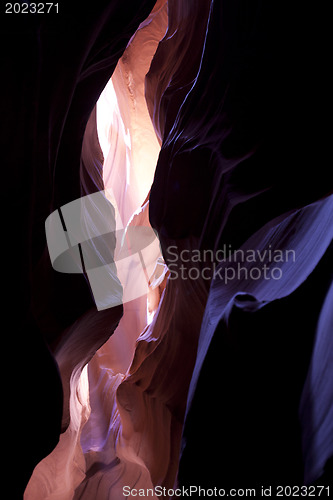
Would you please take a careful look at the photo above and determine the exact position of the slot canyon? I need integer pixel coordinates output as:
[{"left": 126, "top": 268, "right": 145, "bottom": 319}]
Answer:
[{"left": 2, "top": 1, "right": 332, "bottom": 498}]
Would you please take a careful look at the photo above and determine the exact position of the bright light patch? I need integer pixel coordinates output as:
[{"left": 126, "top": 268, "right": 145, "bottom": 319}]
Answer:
[{"left": 96, "top": 79, "right": 119, "bottom": 161}]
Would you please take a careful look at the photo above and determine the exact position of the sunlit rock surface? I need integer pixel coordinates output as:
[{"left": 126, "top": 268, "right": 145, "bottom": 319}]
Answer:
[{"left": 3, "top": 0, "right": 332, "bottom": 498}]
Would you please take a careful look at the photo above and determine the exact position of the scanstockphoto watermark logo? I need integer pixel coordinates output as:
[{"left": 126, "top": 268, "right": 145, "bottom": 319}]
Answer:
[
  {"left": 45, "top": 190, "right": 162, "bottom": 311},
  {"left": 123, "top": 484, "right": 329, "bottom": 498},
  {"left": 122, "top": 485, "right": 258, "bottom": 497},
  {"left": 45, "top": 190, "right": 296, "bottom": 312},
  {"left": 166, "top": 245, "right": 296, "bottom": 283}
]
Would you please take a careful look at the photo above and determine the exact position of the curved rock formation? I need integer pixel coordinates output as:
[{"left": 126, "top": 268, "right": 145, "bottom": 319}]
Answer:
[{"left": 3, "top": 0, "right": 331, "bottom": 498}]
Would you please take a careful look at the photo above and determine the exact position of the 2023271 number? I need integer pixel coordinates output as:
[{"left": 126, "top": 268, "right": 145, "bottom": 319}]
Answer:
[
  {"left": 276, "top": 485, "right": 330, "bottom": 497},
  {"left": 5, "top": 3, "right": 59, "bottom": 14}
]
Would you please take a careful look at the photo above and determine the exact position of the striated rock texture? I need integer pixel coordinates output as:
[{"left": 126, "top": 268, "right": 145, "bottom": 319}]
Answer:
[
  {"left": 2, "top": 1, "right": 157, "bottom": 497},
  {"left": 2, "top": 0, "right": 332, "bottom": 498}
]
